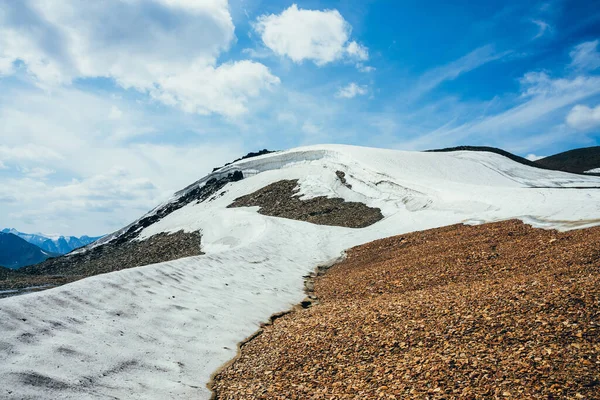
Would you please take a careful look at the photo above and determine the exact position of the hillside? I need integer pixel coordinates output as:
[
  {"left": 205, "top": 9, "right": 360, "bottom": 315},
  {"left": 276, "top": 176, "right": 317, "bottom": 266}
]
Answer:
[
  {"left": 534, "top": 146, "right": 600, "bottom": 174},
  {"left": 213, "top": 220, "right": 600, "bottom": 399},
  {"left": 427, "top": 145, "right": 546, "bottom": 170},
  {"left": 429, "top": 145, "right": 600, "bottom": 176},
  {"left": 0, "top": 233, "right": 58, "bottom": 269},
  {"left": 0, "top": 145, "right": 599, "bottom": 399}
]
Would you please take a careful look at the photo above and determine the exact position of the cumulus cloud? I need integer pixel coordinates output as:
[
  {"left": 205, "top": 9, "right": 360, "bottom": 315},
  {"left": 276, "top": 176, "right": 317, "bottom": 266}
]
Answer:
[
  {"left": 336, "top": 83, "right": 368, "bottom": 99},
  {"left": 150, "top": 60, "right": 280, "bottom": 117},
  {"left": 254, "top": 4, "right": 368, "bottom": 66},
  {"left": 0, "top": 84, "right": 245, "bottom": 234},
  {"left": 569, "top": 40, "right": 600, "bottom": 71},
  {"left": 519, "top": 71, "right": 600, "bottom": 99},
  {"left": 0, "top": 0, "right": 278, "bottom": 117},
  {"left": 566, "top": 104, "right": 600, "bottom": 130},
  {"left": 346, "top": 41, "right": 369, "bottom": 60}
]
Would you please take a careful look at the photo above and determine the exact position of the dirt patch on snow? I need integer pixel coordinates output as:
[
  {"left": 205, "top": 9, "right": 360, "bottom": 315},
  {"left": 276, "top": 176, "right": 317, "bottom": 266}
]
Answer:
[
  {"left": 0, "top": 231, "right": 202, "bottom": 297},
  {"left": 228, "top": 179, "right": 383, "bottom": 228},
  {"left": 211, "top": 220, "right": 600, "bottom": 399}
]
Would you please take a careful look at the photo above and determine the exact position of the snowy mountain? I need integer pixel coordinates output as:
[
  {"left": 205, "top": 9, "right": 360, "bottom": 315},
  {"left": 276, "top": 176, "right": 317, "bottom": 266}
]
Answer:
[
  {"left": 1, "top": 229, "right": 102, "bottom": 255},
  {"left": 0, "top": 233, "right": 58, "bottom": 269},
  {"left": 1, "top": 145, "right": 600, "bottom": 399}
]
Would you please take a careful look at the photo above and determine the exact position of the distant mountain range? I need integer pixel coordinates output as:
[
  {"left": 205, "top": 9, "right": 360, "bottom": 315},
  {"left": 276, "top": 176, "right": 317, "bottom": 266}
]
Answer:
[
  {"left": 0, "top": 233, "right": 59, "bottom": 269},
  {"left": 1, "top": 228, "right": 103, "bottom": 255}
]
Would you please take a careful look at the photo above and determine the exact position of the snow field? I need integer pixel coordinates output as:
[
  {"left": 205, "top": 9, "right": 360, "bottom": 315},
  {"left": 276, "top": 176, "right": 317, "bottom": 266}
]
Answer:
[{"left": 1, "top": 145, "right": 600, "bottom": 399}]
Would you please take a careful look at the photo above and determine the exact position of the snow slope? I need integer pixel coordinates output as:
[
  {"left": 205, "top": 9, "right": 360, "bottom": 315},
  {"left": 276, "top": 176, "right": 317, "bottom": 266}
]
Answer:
[{"left": 1, "top": 145, "right": 600, "bottom": 399}]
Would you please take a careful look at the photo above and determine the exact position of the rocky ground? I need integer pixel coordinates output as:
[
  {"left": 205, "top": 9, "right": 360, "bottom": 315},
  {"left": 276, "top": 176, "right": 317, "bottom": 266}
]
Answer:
[
  {"left": 212, "top": 220, "right": 600, "bottom": 399},
  {"left": 228, "top": 178, "right": 383, "bottom": 228},
  {"left": 0, "top": 231, "right": 202, "bottom": 297}
]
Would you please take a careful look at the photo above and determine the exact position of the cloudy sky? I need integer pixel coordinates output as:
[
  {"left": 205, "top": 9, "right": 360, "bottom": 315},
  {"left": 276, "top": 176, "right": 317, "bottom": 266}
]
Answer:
[{"left": 0, "top": 0, "right": 599, "bottom": 236}]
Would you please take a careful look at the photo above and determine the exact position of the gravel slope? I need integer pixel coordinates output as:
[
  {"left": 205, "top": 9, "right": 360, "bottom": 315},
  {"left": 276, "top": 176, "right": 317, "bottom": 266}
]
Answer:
[
  {"left": 0, "top": 231, "right": 202, "bottom": 297},
  {"left": 228, "top": 179, "right": 383, "bottom": 228},
  {"left": 212, "top": 220, "right": 600, "bottom": 399}
]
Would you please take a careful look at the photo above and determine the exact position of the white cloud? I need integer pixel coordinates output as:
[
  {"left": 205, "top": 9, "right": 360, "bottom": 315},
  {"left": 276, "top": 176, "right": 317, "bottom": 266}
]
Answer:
[
  {"left": 108, "top": 106, "right": 123, "bottom": 120},
  {"left": 0, "top": 0, "right": 278, "bottom": 117},
  {"left": 412, "top": 45, "right": 510, "bottom": 98},
  {"left": 525, "top": 154, "right": 546, "bottom": 161},
  {"left": 569, "top": 40, "right": 600, "bottom": 71},
  {"left": 3, "top": 140, "right": 245, "bottom": 235},
  {"left": 399, "top": 70, "right": 600, "bottom": 150},
  {"left": 346, "top": 41, "right": 369, "bottom": 60},
  {"left": 6, "top": 168, "right": 159, "bottom": 221},
  {"left": 253, "top": 4, "right": 368, "bottom": 66},
  {"left": 0, "top": 144, "right": 64, "bottom": 163},
  {"left": 566, "top": 104, "right": 600, "bottom": 130},
  {"left": 356, "top": 63, "right": 375, "bottom": 73},
  {"left": 0, "top": 84, "right": 245, "bottom": 235},
  {"left": 336, "top": 83, "right": 368, "bottom": 99},
  {"left": 0, "top": 86, "right": 154, "bottom": 147},
  {"left": 241, "top": 47, "right": 273, "bottom": 59},
  {"left": 19, "top": 167, "right": 56, "bottom": 179},
  {"left": 277, "top": 112, "right": 297, "bottom": 125},
  {"left": 150, "top": 60, "right": 280, "bottom": 118},
  {"left": 301, "top": 122, "right": 321, "bottom": 135},
  {"left": 531, "top": 20, "right": 550, "bottom": 39}
]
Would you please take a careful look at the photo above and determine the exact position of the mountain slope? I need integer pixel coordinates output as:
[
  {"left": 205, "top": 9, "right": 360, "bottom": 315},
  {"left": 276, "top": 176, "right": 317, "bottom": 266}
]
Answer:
[
  {"left": 1, "top": 145, "right": 600, "bottom": 399},
  {"left": 429, "top": 145, "right": 600, "bottom": 176},
  {"left": 213, "top": 220, "right": 600, "bottom": 399},
  {"left": 0, "top": 233, "right": 58, "bottom": 269},
  {"left": 1, "top": 229, "right": 102, "bottom": 254},
  {"left": 428, "top": 145, "right": 546, "bottom": 170},
  {"left": 534, "top": 146, "right": 600, "bottom": 174}
]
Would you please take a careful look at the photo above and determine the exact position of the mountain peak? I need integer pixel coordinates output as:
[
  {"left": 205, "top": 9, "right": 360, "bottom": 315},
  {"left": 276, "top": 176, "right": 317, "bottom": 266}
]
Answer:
[
  {"left": 0, "top": 232, "right": 58, "bottom": 269},
  {"left": 1, "top": 229, "right": 103, "bottom": 256}
]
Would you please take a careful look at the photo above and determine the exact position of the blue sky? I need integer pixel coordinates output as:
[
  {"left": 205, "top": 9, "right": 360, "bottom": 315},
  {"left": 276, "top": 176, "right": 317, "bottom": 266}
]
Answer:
[{"left": 0, "top": 0, "right": 599, "bottom": 235}]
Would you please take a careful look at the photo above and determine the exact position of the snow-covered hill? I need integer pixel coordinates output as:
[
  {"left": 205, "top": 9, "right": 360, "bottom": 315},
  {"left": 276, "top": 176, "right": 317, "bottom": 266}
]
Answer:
[{"left": 1, "top": 145, "right": 599, "bottom": 399}]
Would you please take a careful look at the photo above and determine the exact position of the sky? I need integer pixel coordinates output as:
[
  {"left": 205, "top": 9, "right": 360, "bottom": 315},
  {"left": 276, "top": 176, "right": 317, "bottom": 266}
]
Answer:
[{"left": 0, "top": 0, "right": 599, "bottom": 236}]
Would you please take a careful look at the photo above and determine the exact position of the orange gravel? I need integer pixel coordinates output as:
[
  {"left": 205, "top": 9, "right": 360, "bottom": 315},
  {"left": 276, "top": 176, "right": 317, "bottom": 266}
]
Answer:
[{"left": 211, "top": 220, "right": 600, "bottom": 399}]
